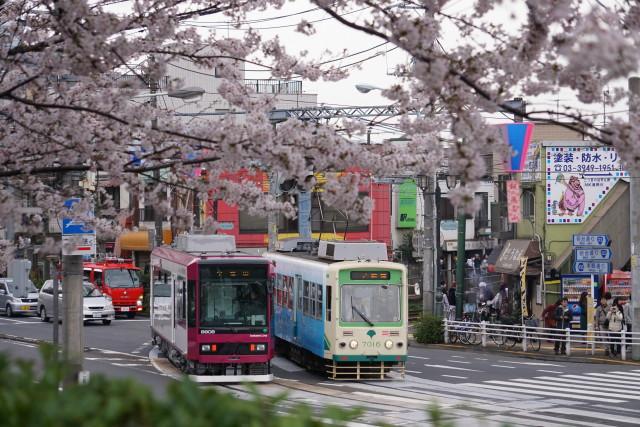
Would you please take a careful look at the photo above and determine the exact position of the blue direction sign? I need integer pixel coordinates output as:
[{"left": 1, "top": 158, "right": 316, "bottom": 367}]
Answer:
[
  {"left": 62, "top": 198, "right": 94, "bottom": 235},
  {"left": 574, "top": 247, "right": 613, "bottom": 262},
  {"left": 572, "top": 234, "right": 610, "bottom": 247},
  {"left": 573, "top": 261, "right": 612, "bottom": 274}
]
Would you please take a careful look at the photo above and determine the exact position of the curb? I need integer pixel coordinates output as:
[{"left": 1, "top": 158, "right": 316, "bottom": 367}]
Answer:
[{"left": 409, "top": 339, "right": 640, "bottom": 365}]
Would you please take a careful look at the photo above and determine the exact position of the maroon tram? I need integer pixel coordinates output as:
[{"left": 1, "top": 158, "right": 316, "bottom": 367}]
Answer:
[{"left": 150, "top": 234, "right": 274, "bottom": 382}]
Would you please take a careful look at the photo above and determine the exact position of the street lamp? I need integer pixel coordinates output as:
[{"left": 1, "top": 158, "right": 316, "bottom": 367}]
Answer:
[{"left": 355, "top": 83, "right": 385, "bottom": 94}]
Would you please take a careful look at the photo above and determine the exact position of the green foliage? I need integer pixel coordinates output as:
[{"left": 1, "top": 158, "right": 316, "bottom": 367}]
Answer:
[
  {"left": 0, "top": 344, "right": 360, "bottom": 427},
  {"left": 414, "top": 314, "right": 444, "bottom": 344}
]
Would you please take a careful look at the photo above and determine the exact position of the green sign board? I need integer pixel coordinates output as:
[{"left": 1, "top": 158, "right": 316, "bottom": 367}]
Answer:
[{"left": 397, "top": 179, "right": 417, "bottom": 229}]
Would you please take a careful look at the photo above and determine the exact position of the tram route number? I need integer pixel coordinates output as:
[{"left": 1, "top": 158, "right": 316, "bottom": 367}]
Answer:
[{"left": 200, "top": 329, "right": 216, "bottom": 334}]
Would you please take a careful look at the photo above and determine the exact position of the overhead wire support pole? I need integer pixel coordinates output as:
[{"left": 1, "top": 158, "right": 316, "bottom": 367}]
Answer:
[{"left": 421, "top": 176, "right": 434, "bottom": 315}]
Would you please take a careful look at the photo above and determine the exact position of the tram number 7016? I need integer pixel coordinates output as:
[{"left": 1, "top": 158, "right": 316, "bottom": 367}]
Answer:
[{"left": 361, "top": 341, "right": 381, "bottom": 348}]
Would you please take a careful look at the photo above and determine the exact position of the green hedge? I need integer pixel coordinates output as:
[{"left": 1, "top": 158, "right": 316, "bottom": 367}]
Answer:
[
  {"left": 414, "top": 314, "right": 444, "bottom": 344},
  {"left": 0, "top": 345, "right": 360, "bottom": 427}
]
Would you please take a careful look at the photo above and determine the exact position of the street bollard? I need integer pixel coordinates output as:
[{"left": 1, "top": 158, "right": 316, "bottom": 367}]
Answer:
[
  {"left": 444, "top": 319, "right": 449, "bottom": 344},
  {"left": 481, "top": 321, "right": 487, "bottom": 348},
  {"left": 589, "top": 325, "right": 595, "bottom": 355},
  {"left": 566, "top": 328, "right": 571, "bottom": 356},
  {"left": 622, "top": 329, "right": 627, "bottom": 361},
  {"left": 522, "top": 324, "right": 527, "bottom": 352}
]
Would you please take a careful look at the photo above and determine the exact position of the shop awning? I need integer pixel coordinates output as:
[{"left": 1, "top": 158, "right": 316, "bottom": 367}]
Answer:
[
  {"left": 118, "top": 229, "right": 172, "bottom": 251},
  {"left": 494, "top": 239, "right": 541, "bottom": 275}
]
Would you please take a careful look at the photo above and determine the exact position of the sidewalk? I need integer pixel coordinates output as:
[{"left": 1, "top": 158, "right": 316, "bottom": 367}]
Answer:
[{"left": 409, "top": 337, "right": 640, "bottom": 365}]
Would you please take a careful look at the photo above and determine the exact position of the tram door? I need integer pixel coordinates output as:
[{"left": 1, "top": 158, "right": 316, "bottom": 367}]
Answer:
[{"left": 294, "top": 274, "right": 302, "bottom": 342}]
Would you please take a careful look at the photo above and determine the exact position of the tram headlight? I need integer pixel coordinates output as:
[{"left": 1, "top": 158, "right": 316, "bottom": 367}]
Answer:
[
  {"left": 384, "top": 340, "right": 393, "bottom": 349},
  {"left": 349, "top": 340, "right": 358, "bottom": 349},
  {"left": 201, "top": 344, "right": 211, "bottom": 352}
]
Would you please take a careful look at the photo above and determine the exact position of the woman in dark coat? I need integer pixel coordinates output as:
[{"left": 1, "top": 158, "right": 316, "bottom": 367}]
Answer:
[{"left": 579, "top": 291, "right": 589, "bottom": 331}]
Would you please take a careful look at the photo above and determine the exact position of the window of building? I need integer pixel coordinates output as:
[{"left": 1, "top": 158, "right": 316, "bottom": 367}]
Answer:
[
  {"left": 239, "top": 210, "right": 268, "bottom": 234},
  {"left": 438, "top": 197, "right": 455, "bottom": 220},
  {"left": 474, "top": 192, "right": 489, "bottom": 229},
  {"left": 522, "top": 190, "right": 535, "bottom": 219},
  {"left": 310, "top": 192, "right": 369, "bottom": 233}
]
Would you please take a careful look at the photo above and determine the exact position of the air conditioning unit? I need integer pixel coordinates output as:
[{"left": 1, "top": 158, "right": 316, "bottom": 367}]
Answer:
[
  {"left": 175, "top": 234, "right": 236, "bottom": 253},
  {"left": 317, "top": 240, "right": 388, "bottom": 261},
  {"left": 276, "top": 237, "right": 316, "bottom": 252}
]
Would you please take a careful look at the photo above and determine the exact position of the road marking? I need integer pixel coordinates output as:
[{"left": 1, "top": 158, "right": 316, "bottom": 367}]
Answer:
[
  {"left": 441, "top": 375, "right": 467, "bottom": 379},
  {"left": 317, "top": 382, "right": 345, "bottom": 387},
  {"left": 112, "top": 363, "right": 149, "bottom": 367},
  {"left": 352, "top": 391, "right": 430, "bottom": 405},
  {"left": 490, "top": 364, "right": 516, "bottom": 369},
  {"left": 450, "top": 355, "right": 465, "bottom": 358},
  {"left": 504, "top": 412, "right": 610, "bottom": 427},
  {"left": 448, "top": 360, "right": 471, "bottom": 364},
  {"left": 551, "top": 374, "right": 640, "bottom": 387},
  {"left": 114, "top": 319, "right": 149, "bottom": 322},
  {"left": 463, "top": 383, "right": 624, "bottom": 403},
  {"left": 536, "top": 369, "right": 563, "bottom": 374},
  {"left": 1, "top": 340, "right": 36, "bottom": 348},
  {"left": 498, "top": 360, "right": 564, "bottom": 367},
  {"left": 593, "top": 404, "right": 640, "bottom": 414},
  {"left": 407, "top": 355, "right": 430, "bottom": 360},
  {"left": 405, "top": 370, "right": 423, "bottom": 374},
  {"left": 0, "top": 318, "right": 35, "bottom": 324},
  {"left": 581, "top": 372, "right": 640, "bottom": 382},
  {"left": 543, "top": 407, "right": 640, "bottom": 425},
  {"left": 475, "top": 357, "right": 488, "bottom": 361},
  {"left": 485, "top": 380, "right": 640, "bottom": 400},
  {"left": 609, "top": 370, "right": 640, "bottom": 377},
  {"left": 423, "top": 364, "right": 481, "bottom": 372},
  {"left": 511, "top": 378, "right": 640, "bottom": 395},
  {"left": 86, "top": 357, "right": 129, "bottom": 361}
]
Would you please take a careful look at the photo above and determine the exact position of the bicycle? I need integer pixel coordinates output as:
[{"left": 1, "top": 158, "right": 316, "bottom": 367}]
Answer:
[{"left": 500, "top": 317, "right": 542, "bottom": 351}]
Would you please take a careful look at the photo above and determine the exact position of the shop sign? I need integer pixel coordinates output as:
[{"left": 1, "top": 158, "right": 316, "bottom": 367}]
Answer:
[
  {"left": 506, "top": 180, "right": 521, "bottom": 223},
  {"left": 396, "top": 179, "right": 417, "bottom": 229},
  {"left": 546, "top": 146, "right": 628, "bottom": 224}
]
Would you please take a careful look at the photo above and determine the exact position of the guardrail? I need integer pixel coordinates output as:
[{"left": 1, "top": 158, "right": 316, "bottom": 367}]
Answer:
[{"left": 444, "top": 319, "right": 640, "bottom": 360}]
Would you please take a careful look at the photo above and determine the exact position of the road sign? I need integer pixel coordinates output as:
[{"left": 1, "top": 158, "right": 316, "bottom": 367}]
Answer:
[
  {"left": 572, "top": 234, "right": 610, "bottom": 247},
  {"left": 573, "top": 261, "right": 612, "bottom": 274},
  {"left": 574, "top": 247, "right": 613, "bottom": 261},
  {"left": 62, "top": 234, "right": 97, "bottom": 256}
]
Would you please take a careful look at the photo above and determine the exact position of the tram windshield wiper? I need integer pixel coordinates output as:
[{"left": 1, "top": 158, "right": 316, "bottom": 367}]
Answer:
[{"left": 351, "top": 297, "right": 374, "bottom": 326}]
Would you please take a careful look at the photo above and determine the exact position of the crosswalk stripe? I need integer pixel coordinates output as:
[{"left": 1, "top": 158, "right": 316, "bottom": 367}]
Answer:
[
  {"left": 522, "top": 375, "right": 638, "bottom": 391},
  {"left": 407, "top": 355, "right": 430, "bottom": 360},
  {"left": 463, "top": 383, "right": 624, "bottom": 403},
  {"left": 560, "top": 373, "right": 639, "bottom": 386},
  {"left": 536, "top": 369, "right": 563, "bottom": 373},
  {"left": 490, "top": 364, "right": 516, "bottom": 369},
  {"left": 486, "top": 414, "right": 561, "bottom": 427},
  {"left": 592, "top": 404, "right": 640, "bottom": 414},
  {"left": 485, "top": 380, "right": 639, "bottom": 400},
  {"left": 609, "top": 370, "right": 640, "bottom": 377},
  {"left": 508, "top": 411, "right": 611, "bottom": 427},
  {"left": 498, "top": 360, "right": 565, "bottom": 367},
  {"left": 441, "top": 374, "right": 467, "bottom": 379},
  {"left": 581, "top": 372, "right": 640, "bottom": 382},
  {"left": 543, "top": 407, "right": 640, "bottom": 425}
]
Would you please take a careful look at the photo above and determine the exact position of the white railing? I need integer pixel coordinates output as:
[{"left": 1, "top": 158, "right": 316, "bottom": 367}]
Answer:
[{"left": 443, "top": 319, "right": 640, "bottom": 360}]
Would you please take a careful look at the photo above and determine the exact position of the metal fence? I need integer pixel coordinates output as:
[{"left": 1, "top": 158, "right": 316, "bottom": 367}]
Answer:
[
  {"left": 444, "top": 319, "right": 640, "bottom": 361},
  {"left": 243, "top": 79, "right": 302, "bottom": 94}
]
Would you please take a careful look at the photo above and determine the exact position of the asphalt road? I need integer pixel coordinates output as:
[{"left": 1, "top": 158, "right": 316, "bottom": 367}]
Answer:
[{"left": 4, "top": 314, "right": 640, "bottom": 426}]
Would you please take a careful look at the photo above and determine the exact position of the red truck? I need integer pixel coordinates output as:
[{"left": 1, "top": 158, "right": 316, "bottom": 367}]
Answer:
[{"left": 83, "top": 258, "right": 143, "bottom": 318}]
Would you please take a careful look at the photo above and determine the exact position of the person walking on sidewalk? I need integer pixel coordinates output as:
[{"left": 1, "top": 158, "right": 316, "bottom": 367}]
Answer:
[
  {"left": 578, "top": 291, "right": 589, "bottom": 331},
  {"left": 441, "top": 286, "right": 454, "bottom": 321},
  {"left": 607, "top": 298, "right": 625, "bottom": 357},
  {"left": 595, "top": 298, "right": 610, "bottom": 356},
  {"left": 623, "top": 298, "right": 633, "bottom": 346},
  {"left": 555, "top": 297, "right": 572, "bottom": 355}
]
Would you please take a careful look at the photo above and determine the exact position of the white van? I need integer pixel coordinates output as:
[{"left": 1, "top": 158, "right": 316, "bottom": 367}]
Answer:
[{"left": 0, "top": 278, "right": 39, "bottom": 317}]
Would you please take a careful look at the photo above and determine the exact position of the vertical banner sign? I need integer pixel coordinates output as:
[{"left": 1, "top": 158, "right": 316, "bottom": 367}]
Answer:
[
  {"left": 520, "top": 256, "right": 529, "bottom": 318},
  {"left": 501, "top": 123, "right": 535, "bottom": 172},
  {"left": 397, "top": 179, "right": 417, "bottom": 228},
  {"left": 506, "top": 180, "right": 522, "bottom": 223}
]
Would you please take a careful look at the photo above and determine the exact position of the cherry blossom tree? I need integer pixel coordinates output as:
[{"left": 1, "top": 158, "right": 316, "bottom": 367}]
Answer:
[{"left": 1, "top": 0, "right": 638, "bottom": 265}]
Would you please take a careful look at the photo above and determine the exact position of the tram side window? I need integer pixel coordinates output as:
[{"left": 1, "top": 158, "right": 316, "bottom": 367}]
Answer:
[
  {"left": 276, "top": 274, "right": 283, "bottom": 306},
  {"left": 153, "top": 268, "right": 171, "bottom": 297},
  {"left": 303, "top": 281, "right": 310, "bottom": 314},
  {"left": 287, "top": 277, "right": 293, "bottom": 309},
  {"left": 316, "top": 285, "right": 323, "bottom": 320},
  {"left": 310, "top": 283, "right": 316, "bottom": 318},
  {"left": 83, "top": 269, "right": 92, "bottom": 282},
  {"left": 187, "top": 280, "right": 195, "bottom": 325},
  {"left": 283, "top": 275, "right": 291, "bottom": 308},
  {"left": 175, "top": 277, "right": 186, "bottom": 323},
  {"left": 326, "top": 286, "right": 332, "bottom": 321}
]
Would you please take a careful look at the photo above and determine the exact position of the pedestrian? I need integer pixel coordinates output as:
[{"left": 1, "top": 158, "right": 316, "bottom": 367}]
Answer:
[
  {"left": 441, "top": 286, "right": 454, "bottom": 321},
  {"left": 594, "top": 298, "right": 610, "bottom": 356},
  {"left": 603, "top": 291, "right": 613, "bottom": 310},
  {"left": 579, "top": 291, "right": 589, "bottom": 331},
  {"left": 473, "top": 254, "right": 482, "bottom": 276},
  {"left": 543, "top": 299, "right": 561, "bottom": 329},
  {"left": 448, "top": 282, "right": 457, "bottom": 315},
  {"left": 622, "top": 298, "right": 633, "bottom": 346},
  {"left": 607, "top": 298, "right": 625, "bottom": 357},
  {"left": 554, "top": 297, "right": 572, "bottom": 355}
]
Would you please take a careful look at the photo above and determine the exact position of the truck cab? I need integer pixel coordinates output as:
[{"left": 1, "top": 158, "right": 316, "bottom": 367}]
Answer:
[{"left": 83, "top": 258, "right": 143, "bottom": 318}]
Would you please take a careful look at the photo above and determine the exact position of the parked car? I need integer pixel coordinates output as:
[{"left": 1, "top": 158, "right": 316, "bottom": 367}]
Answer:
[
  {"left": 0, "top": 278, "right": 39, "bottom": 317},
  {"left": 38, "top": 280, "right": 115, "bottom": 325}
]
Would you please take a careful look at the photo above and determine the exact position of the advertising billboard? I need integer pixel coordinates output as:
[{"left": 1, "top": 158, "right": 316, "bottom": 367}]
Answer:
[{"left": 546, "top": 146, "right": 628, "bottom": 224}]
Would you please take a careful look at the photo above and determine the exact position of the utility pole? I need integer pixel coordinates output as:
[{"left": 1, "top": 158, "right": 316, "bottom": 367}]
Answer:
[
  {"left": 151, "top": 72, "right": 163, "bottom": 248},
  {"left": 62, "top": 254, "right": 83, "bottom": 383},
  {"left": 268, "top": 171, "right": 278, "bottom": 251},
  {"left": 51, "top": 259, "right": 60, "bottom": 350},
  {"left": 422, "top": 176, "right": 434, "bottom": 315},
  {"left": 455, "top": 194, "right": 466, "bottom": 320},
  {"left": 629, "top": 77, "right": 640, "bottom": 360}
]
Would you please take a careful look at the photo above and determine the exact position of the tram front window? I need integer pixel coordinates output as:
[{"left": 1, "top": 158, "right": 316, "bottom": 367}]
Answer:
[
  {"left": 340, "top": 285, "right": 401, "bottom": 324},
  {"left": 199, "top": 265, "right": 268, "bottom": 327}
]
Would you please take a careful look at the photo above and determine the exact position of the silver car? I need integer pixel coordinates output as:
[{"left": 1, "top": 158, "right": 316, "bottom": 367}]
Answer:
[
  {"left": 0, "top": 278, "right": 39, "bottom": 317},
  {"left": 39, "top": 280, "right": 115, "bottom": 325}
]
